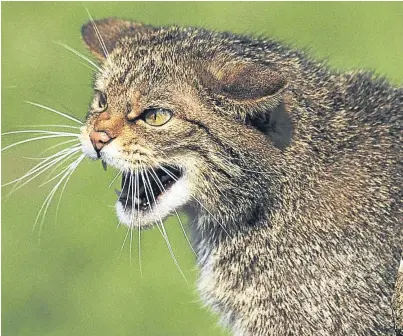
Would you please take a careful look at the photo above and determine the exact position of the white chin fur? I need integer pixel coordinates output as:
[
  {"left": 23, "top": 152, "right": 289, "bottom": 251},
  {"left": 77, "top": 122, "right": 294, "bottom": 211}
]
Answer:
[{"left": 116, "top": 175, "right": 191, "bottom": 228}]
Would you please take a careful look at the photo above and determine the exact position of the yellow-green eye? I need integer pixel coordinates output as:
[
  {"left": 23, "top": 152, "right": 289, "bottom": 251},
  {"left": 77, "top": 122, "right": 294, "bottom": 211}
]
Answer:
[{"left": 143, "top": 108, "right": 173, "bottom": 126}]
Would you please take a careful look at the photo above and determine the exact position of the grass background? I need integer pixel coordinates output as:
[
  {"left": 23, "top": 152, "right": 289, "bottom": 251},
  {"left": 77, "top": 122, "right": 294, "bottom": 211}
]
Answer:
[{"left": 2, "top": 2, "right": 403, "bottom": 336}]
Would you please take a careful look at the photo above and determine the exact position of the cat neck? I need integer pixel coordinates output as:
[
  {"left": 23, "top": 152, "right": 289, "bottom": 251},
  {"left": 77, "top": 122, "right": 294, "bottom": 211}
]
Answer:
[{"left": 185, "top": 201, "right": 272, "bottom": 266}]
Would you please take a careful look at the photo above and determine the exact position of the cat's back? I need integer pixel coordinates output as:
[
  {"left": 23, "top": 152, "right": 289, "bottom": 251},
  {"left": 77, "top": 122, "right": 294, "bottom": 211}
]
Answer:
[
  {"left": 342, "top": 72, "right": 403, "bottom": 129},
  {"left": 332, "top": 72, "right": 402, "bottom": 193}
]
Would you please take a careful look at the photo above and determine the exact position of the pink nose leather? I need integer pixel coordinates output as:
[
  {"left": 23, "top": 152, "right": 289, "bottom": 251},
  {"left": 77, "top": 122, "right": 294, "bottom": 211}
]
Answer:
[{"left": 89, "top": 130, "right": 112, "bottom": 151}]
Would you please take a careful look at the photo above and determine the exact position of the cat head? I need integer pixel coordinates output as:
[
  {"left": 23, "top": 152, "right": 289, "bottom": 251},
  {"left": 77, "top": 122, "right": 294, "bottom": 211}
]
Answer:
[{"left": 79, "top": 19, "right": 290, "bottom": 230}]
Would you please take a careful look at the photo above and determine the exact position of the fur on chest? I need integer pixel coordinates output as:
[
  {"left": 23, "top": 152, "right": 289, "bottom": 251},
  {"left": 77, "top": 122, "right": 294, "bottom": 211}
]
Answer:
[{"left": 194, "top": 219, "right": 399, "bottom": 336}]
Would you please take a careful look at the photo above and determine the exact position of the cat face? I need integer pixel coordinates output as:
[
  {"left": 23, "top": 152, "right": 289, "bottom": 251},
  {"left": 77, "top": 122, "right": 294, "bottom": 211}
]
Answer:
[
  {"left": 79, "top": 48, "right": 201, "bottom": 228},
  {"left": 79, "top": 19, "right": 289, "bottom": 229}
]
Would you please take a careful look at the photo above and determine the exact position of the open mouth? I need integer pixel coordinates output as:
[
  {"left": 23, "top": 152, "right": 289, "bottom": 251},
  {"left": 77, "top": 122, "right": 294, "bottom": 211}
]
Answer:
[{"left": 116, "top": 165, "right": 182, "bottom": 212}]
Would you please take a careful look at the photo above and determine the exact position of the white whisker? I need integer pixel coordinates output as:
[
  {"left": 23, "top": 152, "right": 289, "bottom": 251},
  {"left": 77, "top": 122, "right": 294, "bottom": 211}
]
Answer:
[
  {"left": 114, "top": 169, "right": 127, "bottom": 230},
  {"left": 2, "top": 134, "right": 79, "bottom": 152},
  {"left": 21, "top": 156, "right": 48, "bottom": 161},
  {"left": 54, "top": 40, "right": 101, "bottom": 71},
  {"left": 25, "top": 101, "right": 83, "bottom": 125},
  {"left": 149, "top": 167, "right": 196, "bottom": 255},
  {"left": 41, "top": 148, "right": 82, "bottom": 184},
  {"left": 108, "top": 169, "right": 122, "bottom": 188},
  {"left": 33, "top": 154, "right": 85, "bottom": 237},
  {"left": 2, "top": 145, "right": 81, "bottom": 188},
  {"left": 139, "top": 167, "right": 163, "bottom": 240},
  {"left": 135, "top": 166, "right": 143, "bottom": 277},
  {"left": 85, "top": 8, "right": 109, "bottom": 58},
  {"left": 2, "top": 130, "right": 80, "bottom": 137},
  {"left": 129, "top": 168, "right": 136, "bottom": 266},
  {"left": 119, "top": 172, "right": 132, "bottom": 255},
  {"left": 38, "top": 139, "right": 80, "bottom": 157},
  {"left": 120, "top": 225, "right": 131, "bottom": 255},
  {"left": 122, "top": 171, "right": 132, "bottom": 213},
  {"left": 141, "top": 164, "right": 187, "bottom": 282},
  {"left": 17, "top": 124, "right": 81, "bottom": 130},
  {"left": 76, "top": 60, "right": 100, "bottom": 72},
  {"left": 39, "top": 152, "right": 82, "bottom": 187},
  {"left": 5, "top": 149, "right": 81, "bottom": 199},
  {"left": 55, "top": 154, "right": 86, "bottom": 220}
]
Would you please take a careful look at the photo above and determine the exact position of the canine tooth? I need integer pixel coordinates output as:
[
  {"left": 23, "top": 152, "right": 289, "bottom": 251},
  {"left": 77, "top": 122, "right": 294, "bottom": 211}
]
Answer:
[
  {"left": 115, "top": 188, "right": 121, "bottom": 197},
  {"left": 102, "top": 160, "right": 107, "bottom": 171}
]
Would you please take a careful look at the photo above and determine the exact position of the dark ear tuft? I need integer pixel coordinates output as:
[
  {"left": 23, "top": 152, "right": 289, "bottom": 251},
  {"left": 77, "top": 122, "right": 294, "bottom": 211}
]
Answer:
[{"left": 81, "top": 18, "right": 145, "bottom": 60}]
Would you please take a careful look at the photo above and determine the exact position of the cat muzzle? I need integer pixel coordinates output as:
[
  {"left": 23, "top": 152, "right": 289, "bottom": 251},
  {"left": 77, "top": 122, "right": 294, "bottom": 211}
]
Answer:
[{"left": 89, "top": 130, "right": 114, "bottom": 156}]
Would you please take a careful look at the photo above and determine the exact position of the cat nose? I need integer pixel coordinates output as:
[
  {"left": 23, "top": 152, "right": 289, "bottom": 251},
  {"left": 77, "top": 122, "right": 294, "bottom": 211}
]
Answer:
[{"left": 89, "top": 130, "right": 113, "bottom": 152}]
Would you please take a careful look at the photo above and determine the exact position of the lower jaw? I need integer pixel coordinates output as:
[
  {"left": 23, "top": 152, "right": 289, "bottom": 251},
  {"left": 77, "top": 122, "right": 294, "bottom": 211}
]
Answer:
[
  {"left": 114, "top": 170, "right": 191, "bottom": 228},
  {"left": 115, "top": 182, "right": 173, "bottom": 227},
  {"left": 115, "top": 198, "right": 157, "bottom": 227},
  {"left": 115, "top": 197, "right": 178, "bottom": 229}
]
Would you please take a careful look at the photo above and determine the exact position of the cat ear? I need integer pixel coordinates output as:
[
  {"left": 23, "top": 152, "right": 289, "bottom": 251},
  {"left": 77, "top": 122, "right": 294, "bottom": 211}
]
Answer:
[
  {"left": 203, "top": 60, "right": 292, "bottom": 149},
  {"left": 81, "top": 18, "right": 149, "bottom": 61},
  {"left": 207, "top": 61, "right": 287, "bottom": 105}
]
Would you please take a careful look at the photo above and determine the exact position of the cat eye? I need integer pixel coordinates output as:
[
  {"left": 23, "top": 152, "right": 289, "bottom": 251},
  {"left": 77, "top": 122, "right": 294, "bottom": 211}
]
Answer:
[
  {"left": 143, "top": 108, "right": 173, "bottom": 126},
  {"left": 97, "top": 91, "right": 108, "bottom": 111}
]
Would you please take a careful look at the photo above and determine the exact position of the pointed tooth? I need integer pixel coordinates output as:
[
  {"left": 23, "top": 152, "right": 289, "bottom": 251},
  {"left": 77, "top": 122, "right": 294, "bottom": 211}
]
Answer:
[
  {"left": 102, "top": 160, "right": 107, "bottom": 171},
  {"left": 115, "top": 188, "right": 121, "bottom": 197}
]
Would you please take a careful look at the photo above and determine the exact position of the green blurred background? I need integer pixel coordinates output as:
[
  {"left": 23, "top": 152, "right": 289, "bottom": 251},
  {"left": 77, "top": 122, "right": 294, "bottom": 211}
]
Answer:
[{"left": 2, "top": 2, "right": 403, "bottom": 336}]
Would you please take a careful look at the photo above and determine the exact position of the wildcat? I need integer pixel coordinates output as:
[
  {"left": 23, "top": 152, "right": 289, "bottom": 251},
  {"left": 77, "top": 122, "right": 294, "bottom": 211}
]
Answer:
[{"left": 76, "top": 19, "right": 402, "bottom": 335}]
